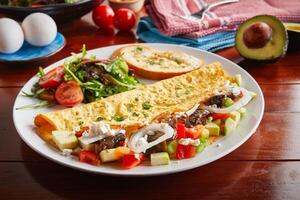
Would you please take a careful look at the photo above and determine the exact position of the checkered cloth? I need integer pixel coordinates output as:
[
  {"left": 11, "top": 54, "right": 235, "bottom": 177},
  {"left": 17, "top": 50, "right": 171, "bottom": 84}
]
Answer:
[
  {"left": 146, "top": 0, "right": 300, "bottom": 38},
  {"left": 137, "top": 17, "right": 236, "bottom": 52}
]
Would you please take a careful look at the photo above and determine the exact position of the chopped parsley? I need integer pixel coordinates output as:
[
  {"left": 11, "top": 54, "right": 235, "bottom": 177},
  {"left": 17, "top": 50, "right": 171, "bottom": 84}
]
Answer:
[
  {"left": 175, "top": 85, "right": 182, "bottom": 90},
  {"left": 136, "top": 47, "right": 143, "bottom": 51},
  {"left": 147, "top": 59, "right": 155, "bottom": 65},
  {"left": 159, "top": 59, "right": 164, "bottom": 65},
  {"left": 176, "top": 93, "right": 180, "bottom": 98},
  {"left": 96, "top": 117, "right": 103, "bottom": 121},
  {"left": 112, "top": 115, "right": 126, "bottom": 122},
  {"left": 79, "top": 121, "right": 84, "bottom": 126},
  {"left": 174, "top": 58, "right": 183, "bottom": 64},
  {"left": 126, "top": 104, "right": 133, "bottom": 112},
  {"left": 142, "top": 102, "right": 152, "bottom": 110},
  {"left": 135, "top": 97, "right": 139, "bottom": 102},
  {"left": 132, "top": 112, "right": 139, "bottom": 117},
  {"left": 142, "top": 112, "right": 149, "bottom": 118},
  {"left": 185, "top": 90, "right": 191, "bottom": 94}
]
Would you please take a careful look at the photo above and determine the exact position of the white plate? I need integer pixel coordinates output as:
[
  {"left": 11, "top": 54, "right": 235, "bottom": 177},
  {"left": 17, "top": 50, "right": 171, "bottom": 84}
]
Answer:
[{"left": 13, "top": 43, "right": 264, "bottom": 176}]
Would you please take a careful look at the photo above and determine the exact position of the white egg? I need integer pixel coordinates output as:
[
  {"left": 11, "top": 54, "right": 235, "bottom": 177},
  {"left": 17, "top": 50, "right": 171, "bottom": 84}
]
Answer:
[
  {"left": 0, "top": 18, "right": 24, "bottom": 54},
  {"left": 22, "top": 13, "right": 57, "bottom": 47}
]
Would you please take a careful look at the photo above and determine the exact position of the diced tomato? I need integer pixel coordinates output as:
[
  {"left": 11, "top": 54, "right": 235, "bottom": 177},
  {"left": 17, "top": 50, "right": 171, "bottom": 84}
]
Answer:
[
  {"left": 176, "top": 144, "right": 197, "bottom": 160},
  {"left": 212, "top": 113, "right": 230, "bottom": 120},
  {"left": 176, "top": 123, "right": 186, "bottom": 139},
  {"left": 39, "top": 66, "right": 64, "bottom": 88},
  {"left": 239, "top": 91, "right": 243, "bottom": 97},
  {"left": 122, "top": 154, "right": 143, "bottom": 169},
  {"left": 79, "top": 150, "right": 101, "bottom": 166},
  {"left": 75, "top": 127, "right": 89, "bottom": 137},
  {"left": 232, "top": 97, "right": 239, "bottom": 102},
  {"left": 185, "top": 125, "right": 205, "bottom": 139},
  {"left": 55, "top": 80, "right": 84, "bottom": 107},
  {"left": 233, "top": 91, "right": 243, "bottom": 102}
]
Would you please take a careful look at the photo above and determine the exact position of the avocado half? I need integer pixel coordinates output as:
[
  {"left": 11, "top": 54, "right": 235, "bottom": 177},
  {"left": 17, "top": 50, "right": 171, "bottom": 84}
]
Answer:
[{"left": 235, "top": 15, "right": 288, "bottom": 61}]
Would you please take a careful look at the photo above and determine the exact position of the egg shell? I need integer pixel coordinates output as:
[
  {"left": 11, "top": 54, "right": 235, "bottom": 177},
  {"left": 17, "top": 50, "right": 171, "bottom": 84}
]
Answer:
[
  {"left": 22, "top": 13, "right": 57, "bottom": 47},
  {"left": 0, "top": 18, "right": 24, "bottom": 54}
]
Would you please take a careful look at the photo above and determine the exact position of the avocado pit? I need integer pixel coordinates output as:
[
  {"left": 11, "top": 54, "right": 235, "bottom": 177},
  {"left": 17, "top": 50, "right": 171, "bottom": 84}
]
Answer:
[{"left": 243, "top": 22, "right": 273, "bottom": 49}]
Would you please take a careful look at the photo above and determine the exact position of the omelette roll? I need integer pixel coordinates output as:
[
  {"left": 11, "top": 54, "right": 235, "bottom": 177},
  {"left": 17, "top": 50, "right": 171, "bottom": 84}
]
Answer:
[{"left": 34, "top": 62, "right": 231, "bottom": 147}]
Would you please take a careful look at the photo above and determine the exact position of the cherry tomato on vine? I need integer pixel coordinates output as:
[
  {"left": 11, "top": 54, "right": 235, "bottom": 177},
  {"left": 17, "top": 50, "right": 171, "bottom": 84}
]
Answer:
[
  {"left": 113, "top": 8, "right": 136, "bottom": 31},
  {"left": 92, "top": 5, "right": 115, "bottom": 29}
]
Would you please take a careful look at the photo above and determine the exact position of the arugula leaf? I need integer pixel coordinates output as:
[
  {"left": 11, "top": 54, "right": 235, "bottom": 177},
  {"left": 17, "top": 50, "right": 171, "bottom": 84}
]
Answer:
[
  {"left": 38, "top": 67, "right": 44, "bottom": 78},
  {"left": 16, "top": 100, "right": 51, "bottom": 110},
  {"left": 99, "top": 57, "right": 128, "bottom": 80},
  {"left": 76, "top": 70, "right": 87, "bottom": 82},
  {"left": 22, "top": 88, "right": 46, "bottom": 98}
]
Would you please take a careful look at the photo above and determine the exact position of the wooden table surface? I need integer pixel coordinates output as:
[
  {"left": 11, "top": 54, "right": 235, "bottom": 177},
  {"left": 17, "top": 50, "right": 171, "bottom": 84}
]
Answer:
[{"left": 1, "top": 13, "right": 300, "bottom": 200}]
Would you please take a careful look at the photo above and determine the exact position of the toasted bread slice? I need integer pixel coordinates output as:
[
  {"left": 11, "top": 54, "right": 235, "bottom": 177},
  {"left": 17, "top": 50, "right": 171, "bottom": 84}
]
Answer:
[{"left": 111, "top": 45, "right": 204, "bottom": 80}]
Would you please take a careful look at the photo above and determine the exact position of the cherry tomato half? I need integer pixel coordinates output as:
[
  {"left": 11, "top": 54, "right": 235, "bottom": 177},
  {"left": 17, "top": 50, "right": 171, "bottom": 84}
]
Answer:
[
  {"left": 113, "top": 8, "right": 136, "bottom": 31},
  {"left": 55, "top": 80, "right": 84, "bottom": 107},
  {"left": 38, "top": 66, "right": 64, "bottom": 89},
  {"left": 79, "top": 150, "right": 101, "bottom": 166},
  {"left": 92, "top": 5, "right": 115, "bottom": 29}
]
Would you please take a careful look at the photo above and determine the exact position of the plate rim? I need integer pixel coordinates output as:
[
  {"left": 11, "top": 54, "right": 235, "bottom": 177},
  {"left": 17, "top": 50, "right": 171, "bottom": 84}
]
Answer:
[{"left": 12, "top": 43, "right": 265, "bottom": 176}]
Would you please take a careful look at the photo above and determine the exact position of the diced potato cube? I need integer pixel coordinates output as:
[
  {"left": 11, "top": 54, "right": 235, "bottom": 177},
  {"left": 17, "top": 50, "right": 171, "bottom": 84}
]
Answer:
[
  {"left": 99, "top": 147, "right": 131, "bottom": 163},
  {"left": 52, "top": 131, "right": 78, "bottom": 151}
]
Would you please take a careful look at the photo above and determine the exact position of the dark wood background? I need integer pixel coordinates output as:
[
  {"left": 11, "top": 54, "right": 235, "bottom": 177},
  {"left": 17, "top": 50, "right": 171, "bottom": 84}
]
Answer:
[{"left": 1, "top": 12, "right": 300, "bottom": 200}]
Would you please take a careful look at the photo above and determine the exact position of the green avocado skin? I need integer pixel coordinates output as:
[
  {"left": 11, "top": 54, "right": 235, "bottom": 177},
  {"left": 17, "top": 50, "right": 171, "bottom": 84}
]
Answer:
[{"left": 235, "top": 15, "right": 288, "bottom": 61}]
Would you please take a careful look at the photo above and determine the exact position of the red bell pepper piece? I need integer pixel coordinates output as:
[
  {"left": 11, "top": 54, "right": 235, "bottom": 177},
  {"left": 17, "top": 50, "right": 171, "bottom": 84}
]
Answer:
[
  {"left": 176, "top": 144, "right": 197, "bottom": 160},
  {"left": 212, "top": 113, "right": 230, "bottom": 120},
  {"left": 176, "top": 123, "right": 186, "bottom": 139},
  {"left": 79, "top": 150, "right": 101, "bottom": 166},
  {"left": 122, "top": 154, "right": 144, "bottom": 169},
  {"left": 75, "top": 127, "right": 89, "bottom": 137}
]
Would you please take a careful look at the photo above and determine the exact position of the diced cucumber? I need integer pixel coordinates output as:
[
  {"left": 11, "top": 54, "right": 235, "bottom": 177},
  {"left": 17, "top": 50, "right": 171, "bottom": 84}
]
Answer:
[
  {"left": 78, "top": 137, "right": 95, "bottom": 151},
  {"left": 230, "top": 111, "right": 241, "bottom": 124},
  {"left": 196, "top": 138, "right": 209, "bottom": 153},
  {"left": 205, "top": 122, "right": 220, "bottom": 136},
  {"left": 235, "top": 74, "right": 242, "bottom": 86},
  {"left": 224, "top": 97, "right": 234, "bottom": 107},
  {"left": 201, "top": 128, "right": 209, "bottom": 139},
  {"left": 224, "top": 118, "right": 237, "bottom": 135},
  {"left": 167, "top": 140, "right": 178, "bottom": 156},
  {"left": 150, "top": 152, "right": 170, "bottom": 166},
  {"left": 238, "top": 107, "right": 247, "bottom": 118},
  {"left": 52, "top": 131, "right": 78, "bottom": 151},
  {"left": 212, "top": 119, "right": 221, "bottom": 126},
  {"left": 99, "top": 147, "right": 131, "bottom": 163}
]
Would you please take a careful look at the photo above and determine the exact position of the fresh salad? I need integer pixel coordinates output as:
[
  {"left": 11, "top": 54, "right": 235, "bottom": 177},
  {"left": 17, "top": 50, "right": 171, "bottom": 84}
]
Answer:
[
  {"left": 19, "top": 46, "right": 140, "bottom": 109},
  {"left": 52, "top": 77, "right": 255, "bottom": 169}
]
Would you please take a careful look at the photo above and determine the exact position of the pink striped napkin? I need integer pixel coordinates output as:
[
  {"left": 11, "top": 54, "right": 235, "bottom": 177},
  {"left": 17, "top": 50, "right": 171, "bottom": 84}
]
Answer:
[{"left": 146, "top": 0, "right": 300, "bottom": 38}]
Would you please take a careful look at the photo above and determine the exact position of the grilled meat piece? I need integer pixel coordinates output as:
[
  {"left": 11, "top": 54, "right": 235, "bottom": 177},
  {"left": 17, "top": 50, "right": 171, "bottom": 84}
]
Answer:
[
  {"left": 78, "top": 60, "right": 112, "bottom": 85},
  {"left": 186, "top": 108, "right": 210, "bottom": 127},
  {"left": 206, "top": 94, "right": 226, "bottom": 108},
  {"left": 95, "top": 133, "right": 125, "bottom": 153}
]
